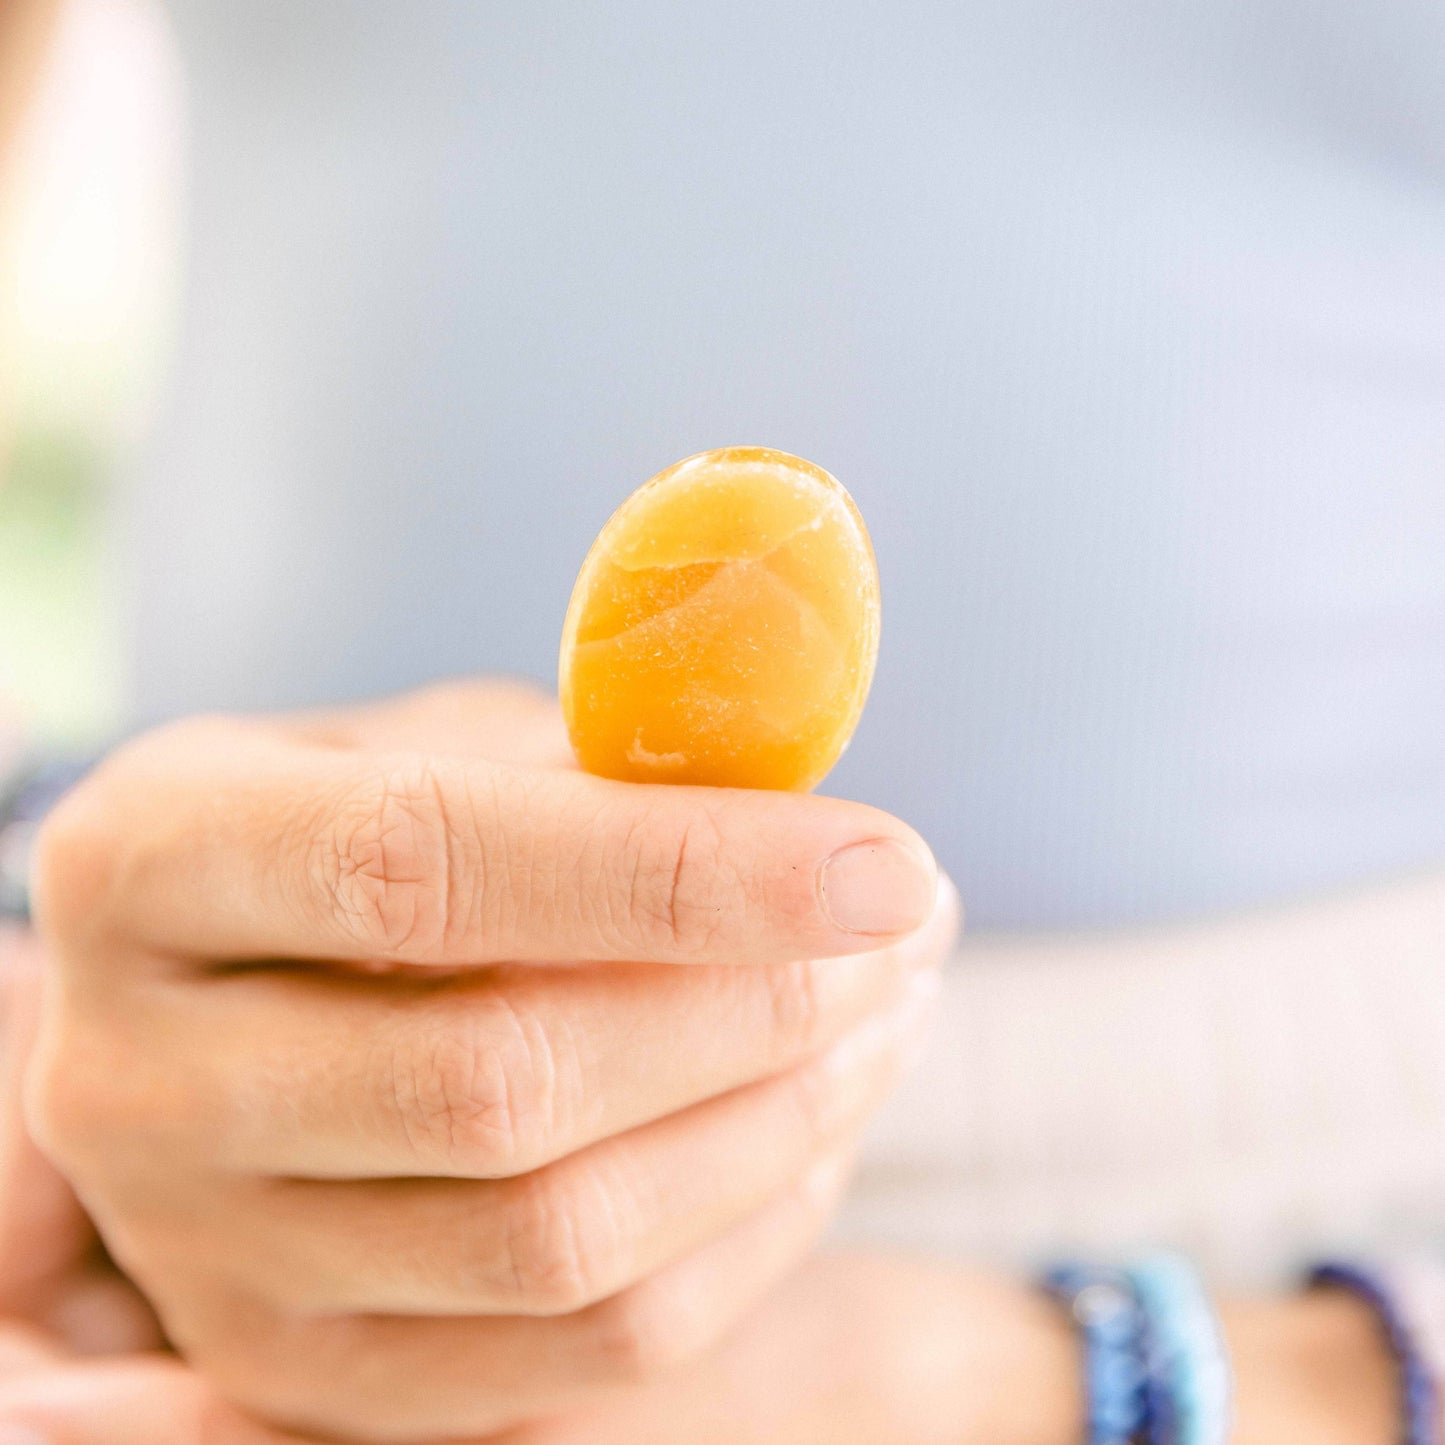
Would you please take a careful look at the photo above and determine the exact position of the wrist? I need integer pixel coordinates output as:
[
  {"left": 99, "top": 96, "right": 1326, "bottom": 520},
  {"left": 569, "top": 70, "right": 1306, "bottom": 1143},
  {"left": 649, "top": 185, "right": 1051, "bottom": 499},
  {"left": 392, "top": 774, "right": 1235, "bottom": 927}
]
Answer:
[
  {"left": 813, "top": 1258, "right": 1082, "bottom": 1445},
  {"left": 937, "top": 1271, "right": 1082, "bottom": 1445},
  {"left": 1224, "top": 1290, "right": 1396, "bottom": 1445}
]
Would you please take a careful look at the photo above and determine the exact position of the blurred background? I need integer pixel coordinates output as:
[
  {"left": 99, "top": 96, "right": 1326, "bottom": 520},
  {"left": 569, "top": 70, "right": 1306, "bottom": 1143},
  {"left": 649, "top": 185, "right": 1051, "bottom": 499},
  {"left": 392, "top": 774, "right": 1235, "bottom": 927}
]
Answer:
[
  {"left": 0, "top": 0, "right": 178, "bottom": 752},
  {"left": 1, "top": 0, "right": 1443, "bottom": 1290},
  {"left": 3, "top": 0, "right": 1442, "bottom": 933}
]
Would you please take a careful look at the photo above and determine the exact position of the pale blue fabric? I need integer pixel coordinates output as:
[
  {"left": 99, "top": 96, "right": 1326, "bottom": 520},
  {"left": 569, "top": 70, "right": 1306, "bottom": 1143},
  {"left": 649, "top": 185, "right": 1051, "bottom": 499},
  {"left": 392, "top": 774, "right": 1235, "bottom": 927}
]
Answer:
[{"left": 130, "top": 1, "right": 1445, "bottom": 928}]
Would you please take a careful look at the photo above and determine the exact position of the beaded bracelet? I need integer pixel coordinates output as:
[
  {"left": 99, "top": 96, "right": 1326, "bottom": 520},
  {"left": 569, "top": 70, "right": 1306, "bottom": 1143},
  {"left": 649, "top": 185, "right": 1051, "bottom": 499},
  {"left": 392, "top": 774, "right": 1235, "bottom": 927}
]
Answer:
[
  {"left": 1126, "top": 1254, "right": 1231, "bottom": 1445},
  {"left": 1381, "top": 1258, "right": 1445, "bottom": 1441},
  {"left": 1308, "top": 1260, "right": 1440, "bottom": 1445},
  {"left": 1042, "top": 1264, "right": 1147, "bottom": 1445}
]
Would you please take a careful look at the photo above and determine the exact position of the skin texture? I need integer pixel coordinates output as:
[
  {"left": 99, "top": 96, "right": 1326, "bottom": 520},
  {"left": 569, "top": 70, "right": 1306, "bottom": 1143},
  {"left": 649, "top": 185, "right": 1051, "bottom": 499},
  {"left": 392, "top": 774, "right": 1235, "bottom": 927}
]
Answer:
[
  {"left": 21, "top": 679, "right": 955, "bottom": 1441},
  {"left": 0, "top": 942, "right": 1400, "bottom": 1445},
  {"left": 0, "top": 754, "right": 1403, "bottom": 1443}
]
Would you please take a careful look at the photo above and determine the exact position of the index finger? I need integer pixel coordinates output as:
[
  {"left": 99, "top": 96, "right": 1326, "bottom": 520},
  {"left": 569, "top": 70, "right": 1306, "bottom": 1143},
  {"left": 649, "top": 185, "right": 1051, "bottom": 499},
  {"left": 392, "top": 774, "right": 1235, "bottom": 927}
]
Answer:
[{"left": 36, "top": 719, "right": 938, "bottom": 969}]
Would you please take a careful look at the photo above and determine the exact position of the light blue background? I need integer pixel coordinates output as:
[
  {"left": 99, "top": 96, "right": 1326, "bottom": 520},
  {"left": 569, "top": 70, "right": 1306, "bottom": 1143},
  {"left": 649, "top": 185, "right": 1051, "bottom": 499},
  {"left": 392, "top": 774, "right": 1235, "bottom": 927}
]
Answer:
[{"left": 131, "top": 1, "right": 1445, "bottom": 927}]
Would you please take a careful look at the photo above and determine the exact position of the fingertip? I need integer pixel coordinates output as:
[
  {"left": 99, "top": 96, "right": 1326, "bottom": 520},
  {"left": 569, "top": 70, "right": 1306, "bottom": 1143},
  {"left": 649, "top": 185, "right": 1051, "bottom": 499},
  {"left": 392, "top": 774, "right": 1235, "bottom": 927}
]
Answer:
[
  {"left": 936, "top": 871, "right": 964, "bottom": 945},
  {"left": 817, "top": 835, "right": 937, "bottom": 939}
]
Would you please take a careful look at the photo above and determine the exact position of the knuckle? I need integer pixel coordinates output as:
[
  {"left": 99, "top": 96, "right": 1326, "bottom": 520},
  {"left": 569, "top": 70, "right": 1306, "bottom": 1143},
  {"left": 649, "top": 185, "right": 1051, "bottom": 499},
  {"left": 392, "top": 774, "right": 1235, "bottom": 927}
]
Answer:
[
  {"left": 615, "top": 807, "right": 729, "bottom": 957},
  {"left": 317, "top": 761, "right": 474, "bottom": 958},
  {"left": 783, "top": 1052, "right": 843, "bottom": 1141},
  {"left": 29, "top": 784, "right": 121, "bottom": 944},
  {"left": 763, "top": 957, "right": 826, "bottom": 1052},
  {"left": 34, "top": 716, "right": 268, "bottom": 950},
  {"left": 590, "top": 1275, "right": 708, "bottom": 1384},
  {"left": 387, "top": 1006, "right": 528, "bottom": 1173},
  {"left": 25, "top": 1027, "right": 132, "bottom": 1173},
  {"left": 24, "top": 1022, "right": 191, "bottom": 1178},
  {"left": 22, "top": 1030, "right": 101, "bottom": 1166},
  {"left": 499, "top": 1163, "right": 626, "bottom": 1314},
  {"left": 197, "top": 1310, "right": 383, "bottom": 1442}
]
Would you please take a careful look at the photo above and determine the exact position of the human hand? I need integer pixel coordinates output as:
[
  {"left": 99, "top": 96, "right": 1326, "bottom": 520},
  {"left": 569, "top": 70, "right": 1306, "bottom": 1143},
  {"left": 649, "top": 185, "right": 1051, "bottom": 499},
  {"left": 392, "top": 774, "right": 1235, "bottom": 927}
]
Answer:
[
  {"left": 501, "top": 1252, "right": 1081, "bottom": 1445},
  {"left": 0, "top": 1256, "right": 1394, "bottom": 1444},
  {"left": 23, "top": 680, "right": 955, "bottom": 1441},
  {"left": 0, "top": 926, "right": 160, "bottom": 1358},
  {"left": 0, "top": 925, "right": 330, "bottom": 1442},
  {"left": 0, "top": 949, "right": 1392, "bottom": 1445}
]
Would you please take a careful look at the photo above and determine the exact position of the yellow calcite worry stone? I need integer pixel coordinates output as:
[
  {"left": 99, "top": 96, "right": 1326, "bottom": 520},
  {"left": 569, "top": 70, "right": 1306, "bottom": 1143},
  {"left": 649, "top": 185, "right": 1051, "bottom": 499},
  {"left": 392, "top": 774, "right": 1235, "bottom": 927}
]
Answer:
[{"left": 559, "top": 447, "right": 880, "bottom": 791}]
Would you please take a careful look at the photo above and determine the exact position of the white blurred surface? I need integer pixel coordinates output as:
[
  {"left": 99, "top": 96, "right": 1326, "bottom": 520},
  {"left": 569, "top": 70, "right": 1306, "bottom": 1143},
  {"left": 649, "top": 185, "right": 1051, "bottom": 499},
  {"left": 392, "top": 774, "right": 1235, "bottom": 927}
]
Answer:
[
  {"left": 4, "top": 0, "right": 180, "bottom": 445},
  {"left": 841, "top": 869, "right": 1445, "bottom": 1285}
]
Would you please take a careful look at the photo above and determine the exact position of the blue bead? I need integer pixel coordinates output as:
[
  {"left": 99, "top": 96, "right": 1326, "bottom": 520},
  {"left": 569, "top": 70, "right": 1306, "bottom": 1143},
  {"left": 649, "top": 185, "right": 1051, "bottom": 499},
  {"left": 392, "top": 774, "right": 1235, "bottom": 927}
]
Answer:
[{"left": 1041, "top": 1264, "right": 1148, "bottom": 1445}]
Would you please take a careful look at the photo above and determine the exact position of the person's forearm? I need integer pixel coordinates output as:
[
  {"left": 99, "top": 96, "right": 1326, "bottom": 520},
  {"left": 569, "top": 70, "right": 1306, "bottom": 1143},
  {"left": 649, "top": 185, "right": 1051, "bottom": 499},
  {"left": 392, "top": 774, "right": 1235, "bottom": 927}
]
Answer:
[
  {"left": 918, "top": 1267, "right": 1398, "bottom": 1444},
  {"left": 1225, "top": 1291, "right": 1396, "bottom": 1444},
  {"left": 749, "top": 1256, "right": 1401, "bottom": 1444}
]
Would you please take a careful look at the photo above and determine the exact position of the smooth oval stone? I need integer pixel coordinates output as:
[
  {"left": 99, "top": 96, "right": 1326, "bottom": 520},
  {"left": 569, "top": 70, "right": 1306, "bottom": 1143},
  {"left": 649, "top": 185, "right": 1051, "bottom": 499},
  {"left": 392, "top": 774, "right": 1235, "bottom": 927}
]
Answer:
[{"left": 559, "top": 447, "right": 880, "bottom": 790}]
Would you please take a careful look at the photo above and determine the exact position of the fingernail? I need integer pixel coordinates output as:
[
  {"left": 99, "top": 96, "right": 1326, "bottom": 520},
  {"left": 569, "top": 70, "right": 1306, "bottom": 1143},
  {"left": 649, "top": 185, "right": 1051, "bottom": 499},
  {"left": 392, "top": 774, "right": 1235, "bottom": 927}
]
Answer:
[{"left": 819, "top": 838, "right": 937, "bottom": 936}]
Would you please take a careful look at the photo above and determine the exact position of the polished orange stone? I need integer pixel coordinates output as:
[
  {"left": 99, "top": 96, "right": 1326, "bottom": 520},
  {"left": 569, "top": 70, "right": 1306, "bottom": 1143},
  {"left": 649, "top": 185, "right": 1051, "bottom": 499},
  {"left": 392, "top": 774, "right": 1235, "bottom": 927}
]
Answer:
[{"left": 559, "top": 447, "right": 880, "bottom": 790}]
